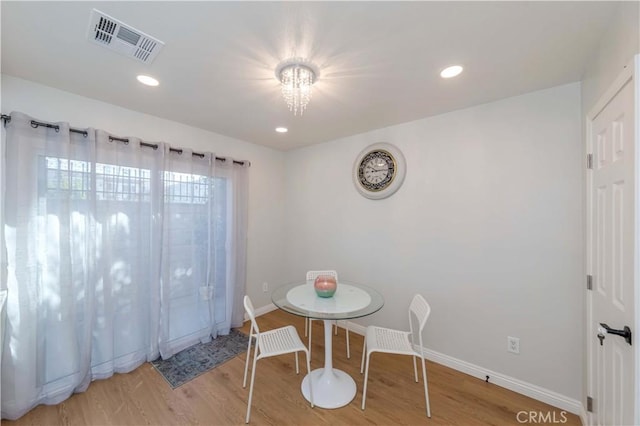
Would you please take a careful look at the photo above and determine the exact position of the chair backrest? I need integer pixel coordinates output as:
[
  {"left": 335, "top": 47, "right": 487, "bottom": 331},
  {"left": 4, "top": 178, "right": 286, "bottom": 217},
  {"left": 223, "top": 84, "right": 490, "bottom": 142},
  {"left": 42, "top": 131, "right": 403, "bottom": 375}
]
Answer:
[
  {"left": 244, "top": 295, "right": 260, "bottom": 335},
  {"left": 408, "top": 294, "right": 431, "bottom": 348},
  {"left": 306, "top": 270, "right": 338, "bottom": 281}
]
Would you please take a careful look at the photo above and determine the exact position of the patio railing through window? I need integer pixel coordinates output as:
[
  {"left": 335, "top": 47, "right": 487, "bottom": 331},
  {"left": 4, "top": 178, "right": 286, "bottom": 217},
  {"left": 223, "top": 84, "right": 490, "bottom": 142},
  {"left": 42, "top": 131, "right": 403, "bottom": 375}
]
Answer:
[{"left": 43, "top": 157, "right": 215, "bottom": 204}]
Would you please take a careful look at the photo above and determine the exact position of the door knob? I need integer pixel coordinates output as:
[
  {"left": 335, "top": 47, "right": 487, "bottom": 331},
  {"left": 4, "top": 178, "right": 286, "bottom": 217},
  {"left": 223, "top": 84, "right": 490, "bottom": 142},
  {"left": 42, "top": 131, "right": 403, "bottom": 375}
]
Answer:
[{"left": 599, "top": 323, "right": 632, "bottom": 346}]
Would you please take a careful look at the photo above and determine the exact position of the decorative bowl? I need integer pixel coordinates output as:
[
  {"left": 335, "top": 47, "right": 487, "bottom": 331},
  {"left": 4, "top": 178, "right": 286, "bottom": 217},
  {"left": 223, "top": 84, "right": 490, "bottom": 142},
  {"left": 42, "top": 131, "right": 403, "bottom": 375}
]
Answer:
[{"left": 314, "top": 275, "right": 337, "bottom": 298}]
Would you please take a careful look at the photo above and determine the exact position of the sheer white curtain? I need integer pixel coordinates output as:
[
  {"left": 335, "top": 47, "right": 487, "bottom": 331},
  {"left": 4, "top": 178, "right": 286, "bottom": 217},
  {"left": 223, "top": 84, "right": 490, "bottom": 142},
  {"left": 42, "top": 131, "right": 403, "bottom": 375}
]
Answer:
[
  {"left": 1, "top": 112, "right": 248, "bottom": 419},
  {"left": 2, "top": 114, "right": 100, "bottom": 417},
  {"left": 160, "top": 148, "right": 217, "bottom": 358},
  {"left": 221, "top": 157, "right": 249, "bottom": 329},
  {"left": 89, "top": 130, "right": 164, "bottom": 378}
]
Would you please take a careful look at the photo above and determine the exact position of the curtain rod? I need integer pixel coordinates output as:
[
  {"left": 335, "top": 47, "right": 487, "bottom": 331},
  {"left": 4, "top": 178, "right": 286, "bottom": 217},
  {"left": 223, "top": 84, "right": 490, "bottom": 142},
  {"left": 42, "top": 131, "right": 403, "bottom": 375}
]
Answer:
[{"left": 1, "top": 114, "right": 248, "bottom": 166}]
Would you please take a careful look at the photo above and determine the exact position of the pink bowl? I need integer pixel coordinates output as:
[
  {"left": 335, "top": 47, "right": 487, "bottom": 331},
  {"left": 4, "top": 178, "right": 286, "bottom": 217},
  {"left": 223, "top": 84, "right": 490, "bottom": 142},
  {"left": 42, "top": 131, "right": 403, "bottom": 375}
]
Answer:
[{"left": 314, "top": 275, "right": 337, "bottom": 298}]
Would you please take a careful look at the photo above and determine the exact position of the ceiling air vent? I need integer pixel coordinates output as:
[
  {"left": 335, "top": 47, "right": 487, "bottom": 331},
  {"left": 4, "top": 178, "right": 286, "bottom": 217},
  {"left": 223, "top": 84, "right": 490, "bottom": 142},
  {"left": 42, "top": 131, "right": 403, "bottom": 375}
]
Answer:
[{"left": 87, "top": 9, "right": 164, "bottom": 64}]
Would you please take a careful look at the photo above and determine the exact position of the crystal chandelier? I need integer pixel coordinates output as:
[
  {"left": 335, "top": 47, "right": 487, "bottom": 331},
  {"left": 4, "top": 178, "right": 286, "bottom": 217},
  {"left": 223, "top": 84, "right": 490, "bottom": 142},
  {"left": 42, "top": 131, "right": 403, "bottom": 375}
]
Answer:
[{"left": 277, "top": 61, "right": 317, "bottom": 116}]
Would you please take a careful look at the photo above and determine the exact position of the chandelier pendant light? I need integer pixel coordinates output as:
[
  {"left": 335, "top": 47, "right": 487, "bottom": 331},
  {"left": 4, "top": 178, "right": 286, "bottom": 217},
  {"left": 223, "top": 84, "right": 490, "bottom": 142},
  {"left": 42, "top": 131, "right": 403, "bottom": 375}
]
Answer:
[{"left": 277, "top": 60, "right": 318, "bottom": 116}]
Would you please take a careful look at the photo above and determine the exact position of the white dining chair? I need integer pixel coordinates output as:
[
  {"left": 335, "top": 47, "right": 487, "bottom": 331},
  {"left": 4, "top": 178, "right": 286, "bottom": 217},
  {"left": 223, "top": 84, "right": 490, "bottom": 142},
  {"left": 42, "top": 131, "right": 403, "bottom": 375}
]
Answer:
[
  {"left": 305, "top": 270, "right": 350, "bottom": 359},
  {"left": 360, "top": 294, "right": 431, "bottom": 417},
  {"left": 242, "top": 295, "right": 313, "bottom": 423}
]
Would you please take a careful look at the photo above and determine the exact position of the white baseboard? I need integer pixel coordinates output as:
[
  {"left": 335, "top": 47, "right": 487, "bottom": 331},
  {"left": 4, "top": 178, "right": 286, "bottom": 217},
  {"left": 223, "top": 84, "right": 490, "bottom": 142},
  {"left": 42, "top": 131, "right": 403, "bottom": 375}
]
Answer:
[
  {"left": 343, "top": 321, "right": 365, "bottom": 336},
  {"left": 340, "top": 320, "right": 582, "bottom": 416},
  {"left": 254, "top": 302, "right": 277, "bottom": 317},
  {"left": 244, "top": 302, "right": 277, "bottom": 321},
  {"left": 421, "top": 347, "right": 582, "bottom": 415}
]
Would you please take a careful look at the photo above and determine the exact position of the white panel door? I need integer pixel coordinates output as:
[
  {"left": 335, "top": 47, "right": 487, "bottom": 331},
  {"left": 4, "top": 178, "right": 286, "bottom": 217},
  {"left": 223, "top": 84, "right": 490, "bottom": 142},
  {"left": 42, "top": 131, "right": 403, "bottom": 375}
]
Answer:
[{"left": 588, "top": 72, "right": 635, "bottom": 426}]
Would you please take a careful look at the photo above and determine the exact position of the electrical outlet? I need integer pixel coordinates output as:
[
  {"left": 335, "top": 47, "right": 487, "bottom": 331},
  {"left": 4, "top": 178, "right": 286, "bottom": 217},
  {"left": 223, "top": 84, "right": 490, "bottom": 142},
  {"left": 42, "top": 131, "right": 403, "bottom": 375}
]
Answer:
[
  {"left": 262, "top": 282, "right": 268, "bottom": 293},
  {"left": 507, "top": 336, "right": 520, "bottom": 354}
]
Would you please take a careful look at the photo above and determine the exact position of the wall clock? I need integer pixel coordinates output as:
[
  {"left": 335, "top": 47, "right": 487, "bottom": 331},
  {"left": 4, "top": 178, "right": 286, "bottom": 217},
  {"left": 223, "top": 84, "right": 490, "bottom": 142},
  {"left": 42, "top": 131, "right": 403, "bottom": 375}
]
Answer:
[{"left": 353, "top": 142, "right": 406, "bottom": 199}]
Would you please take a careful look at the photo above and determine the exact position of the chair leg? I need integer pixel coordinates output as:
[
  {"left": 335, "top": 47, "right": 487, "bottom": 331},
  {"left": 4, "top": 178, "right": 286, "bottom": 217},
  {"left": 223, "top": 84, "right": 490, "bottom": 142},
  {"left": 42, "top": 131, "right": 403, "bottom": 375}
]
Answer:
[
  {"left": 421, "top": 357, "right": 431, "bottom": 418},
  {"left": 334, "top": 321, "right": 338, "bottom": 335},
  {"left": 412, "top": 355, "right": 418, "bottom": 382},
  {"left": 361, "top": 351, "right": 372, "bottom": 410},
  {"left": 295, "top": 351, "right": 300, "bottom": 374},
  {"left": 246, "top": 348, "right": 260, "bottom": 423},
  {"left": 308, "top": 320, "right": 313, "bottom": 358},
  {"left": 345, "top": 326, "right": 350, "bottom": 359},
  {"left": 243, "top": 332, "right": 253, "bottom": 388},
  {"left": 360, "top": 335, "right": 367, "bottom": 373},
  {"left": 304, "top": 318, "right": 308, "bottom": 337}
]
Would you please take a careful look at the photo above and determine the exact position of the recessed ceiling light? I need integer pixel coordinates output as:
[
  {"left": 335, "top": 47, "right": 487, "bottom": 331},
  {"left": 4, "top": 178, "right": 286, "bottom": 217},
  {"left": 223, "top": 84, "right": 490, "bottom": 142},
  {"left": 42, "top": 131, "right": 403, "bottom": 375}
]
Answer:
[
  {"left": 440, "top": 65, "right": 463, "bottom": 79},
  {"left": 275, "top": 127, "right": 288, "bottom": 133},
  {"left": 136, "top": 75, "right": 159, "bottom": 86}
]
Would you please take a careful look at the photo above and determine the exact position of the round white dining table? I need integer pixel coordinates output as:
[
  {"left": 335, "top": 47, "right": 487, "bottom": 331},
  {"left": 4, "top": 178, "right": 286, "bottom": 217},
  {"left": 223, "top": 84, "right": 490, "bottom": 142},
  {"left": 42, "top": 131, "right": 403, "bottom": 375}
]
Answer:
[{"left": 271, "top": 281, "right": 384, "bottom": 409}]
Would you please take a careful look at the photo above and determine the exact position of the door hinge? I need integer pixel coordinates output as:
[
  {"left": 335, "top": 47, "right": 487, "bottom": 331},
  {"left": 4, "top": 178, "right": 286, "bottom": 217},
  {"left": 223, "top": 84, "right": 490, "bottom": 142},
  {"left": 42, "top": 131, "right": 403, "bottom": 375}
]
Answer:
[
  {"left": 587, "top": 275, "right": 593, "bottom": 290},
  {"left": 587, "top": 396, "right": 593, "bottom": 412},
  {"left": 587, "top": 153, "right": 593, "bottom": 169}
]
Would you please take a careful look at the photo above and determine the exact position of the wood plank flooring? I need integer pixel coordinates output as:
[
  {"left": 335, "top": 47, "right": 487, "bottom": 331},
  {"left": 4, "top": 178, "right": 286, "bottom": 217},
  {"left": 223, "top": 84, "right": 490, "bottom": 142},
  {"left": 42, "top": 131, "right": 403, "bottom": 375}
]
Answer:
[{"left": 1, "top": 309, "right": 580, "bottom": 425}]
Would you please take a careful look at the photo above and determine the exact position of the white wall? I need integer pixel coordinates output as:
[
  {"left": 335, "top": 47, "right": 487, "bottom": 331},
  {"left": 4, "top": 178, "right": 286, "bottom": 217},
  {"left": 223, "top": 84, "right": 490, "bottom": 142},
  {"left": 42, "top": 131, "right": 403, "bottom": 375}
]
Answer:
[
  {"left": 581, "top": 1, "right": 639, "bottom": 115},
  {"left": 283, "top": 83, "right": 583, "bottom": 400},
  {"left": 0, "top": 74, "right": 286, "bottom": 307}
]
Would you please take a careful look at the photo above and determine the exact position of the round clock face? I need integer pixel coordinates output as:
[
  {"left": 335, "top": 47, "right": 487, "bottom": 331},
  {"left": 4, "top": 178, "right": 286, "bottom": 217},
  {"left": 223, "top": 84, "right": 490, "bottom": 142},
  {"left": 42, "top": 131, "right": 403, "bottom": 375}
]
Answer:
[
  {"left": 353, "top": 143, "right": 406, "bottom": 199},
  {"left": 358, "top": 150, "right": 396, "bottom": 191}
]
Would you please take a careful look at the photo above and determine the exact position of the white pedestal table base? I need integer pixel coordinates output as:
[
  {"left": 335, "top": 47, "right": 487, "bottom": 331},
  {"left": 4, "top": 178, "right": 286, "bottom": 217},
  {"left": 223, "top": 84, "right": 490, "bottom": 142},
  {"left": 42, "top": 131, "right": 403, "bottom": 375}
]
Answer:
[
  {"left": 300, "top": 319, "right": 356, "bottom": 409},
  {"left": 301, "top": 368, "right": 356, "bottom": 409}
]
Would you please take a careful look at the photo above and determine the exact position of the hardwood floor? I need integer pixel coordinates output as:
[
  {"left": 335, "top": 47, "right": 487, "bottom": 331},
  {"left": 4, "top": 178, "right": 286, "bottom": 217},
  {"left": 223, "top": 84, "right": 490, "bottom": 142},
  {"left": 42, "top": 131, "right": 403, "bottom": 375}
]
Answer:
[{"left": 2, "top": 309, "right": 580, "bottom": 425}]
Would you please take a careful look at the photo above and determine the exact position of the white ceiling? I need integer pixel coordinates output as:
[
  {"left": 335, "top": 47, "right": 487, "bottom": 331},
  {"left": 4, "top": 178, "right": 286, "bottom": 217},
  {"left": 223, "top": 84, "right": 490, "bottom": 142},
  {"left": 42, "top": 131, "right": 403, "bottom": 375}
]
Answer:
[{"left": 1, "top": 1, "right": 619, "bottom": 151}]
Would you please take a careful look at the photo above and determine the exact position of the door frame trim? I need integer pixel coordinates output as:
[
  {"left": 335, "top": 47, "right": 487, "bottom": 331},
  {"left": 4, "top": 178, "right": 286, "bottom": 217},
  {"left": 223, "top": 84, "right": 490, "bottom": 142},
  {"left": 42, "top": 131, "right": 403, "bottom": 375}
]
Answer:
[
  {"left": 635, "top": 53, "right": 640, "bottom": 426},
  {"left": 585, "top": 54, "right": 639, "bottom": 425}
]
